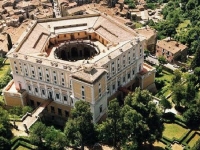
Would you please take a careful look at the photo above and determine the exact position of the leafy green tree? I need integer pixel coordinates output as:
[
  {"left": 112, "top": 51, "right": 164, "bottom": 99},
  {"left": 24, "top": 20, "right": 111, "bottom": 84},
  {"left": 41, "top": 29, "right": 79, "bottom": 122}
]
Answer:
[
  {"left": 171, "top": 83, "right": 186, "bottom": 107},
  {"left": 96, "top": 99, "right": 122, "bottom": 148},
  {"left": 171, "top": 70, "right": 182, "bottom": 86},
  {"left": 184, "top": 82, "right": 196, "bottom": 107},
  {"left": 191, "top": 43, "right": 200, "bottom": 69},
  {"left": 0, "top": 107, "right": 12, "bottom": 139},
  {"left": 183, "top": 103, "right": 200, "bottom": 128},
  {"left": 64, "top": 101, "right": 96, "bottom": 150},
  {"left": 124, "top": 88, "right": 164, "bottom": 147},
  {"left": 156, "top": 65, "right": 163, "bottom": 76},
  {"left": 160, "top": 96, "right": 172, "bottom": 112},
  {"left": 22, "top": 106, "right": 33, "bottom": 115},
  {"left": 30, "top": 122, "right": 46, "bottom": 146},
  {"left": 0, "top": 57, "right": 4, "bottom": 65},
  {"left": 193, "top": 139, "right": 200, "bottom": 150},
  {"left": 44, "top": 126, "right": 66, "bottom": 150},
  {"left": 0, "top": 136, "right": 11, "bottom": 150},
  {"left": 194, "top": 67, "right": 200, "bottom": 82},
  {"left": 158, "top": 56, "right": 167, "bottom": 66},
  {"left": 7, "top": 33, "right": 12, "bottom": 51}
]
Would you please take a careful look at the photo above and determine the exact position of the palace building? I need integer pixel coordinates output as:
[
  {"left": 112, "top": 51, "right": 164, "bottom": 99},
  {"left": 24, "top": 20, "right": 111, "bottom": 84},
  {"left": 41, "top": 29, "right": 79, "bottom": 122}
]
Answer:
[{"left": 3, "top": 13, "right": 156, "bottom": 124}]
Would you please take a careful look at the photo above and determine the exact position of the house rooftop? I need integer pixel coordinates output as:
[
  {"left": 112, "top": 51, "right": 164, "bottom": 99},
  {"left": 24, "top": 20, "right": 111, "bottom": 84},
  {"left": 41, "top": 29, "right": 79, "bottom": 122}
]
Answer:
[{"left": 157, "top": 37, "right": 187, "bottom": 54}]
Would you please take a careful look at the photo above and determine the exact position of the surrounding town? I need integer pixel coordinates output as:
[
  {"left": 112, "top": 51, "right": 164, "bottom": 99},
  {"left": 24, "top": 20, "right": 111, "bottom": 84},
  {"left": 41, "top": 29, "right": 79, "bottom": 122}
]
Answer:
[{"left": 0, "top": 0, "right": 200, "bottom": 150}]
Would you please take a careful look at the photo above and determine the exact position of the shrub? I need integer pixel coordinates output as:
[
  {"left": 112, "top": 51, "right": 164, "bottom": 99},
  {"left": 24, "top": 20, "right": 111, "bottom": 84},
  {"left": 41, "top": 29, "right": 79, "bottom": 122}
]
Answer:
[{"left": 155, "top": 79, "right": 165, "bottom": 90}]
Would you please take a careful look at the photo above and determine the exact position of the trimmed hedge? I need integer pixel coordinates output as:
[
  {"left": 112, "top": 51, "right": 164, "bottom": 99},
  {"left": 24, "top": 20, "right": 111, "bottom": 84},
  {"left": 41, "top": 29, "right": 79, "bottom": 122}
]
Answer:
[{"left": 11, "top": 136, "right": 38, "bottom": 150}]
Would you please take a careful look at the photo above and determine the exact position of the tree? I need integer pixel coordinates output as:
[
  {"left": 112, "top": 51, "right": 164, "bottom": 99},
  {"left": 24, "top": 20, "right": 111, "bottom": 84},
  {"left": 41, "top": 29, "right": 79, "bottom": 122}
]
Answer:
[
  {"left": 171, "top": 70, "right": 182, "bottom": 86},
  {"left": 158, "top": 56, "right": 167, "bottom": 65},
  {"left": 0, "top": 107, "right": 12, "bottom": 139},
  {"left": 184, "top": 82, "right": 196, "bottom": 107},
  {"left": 191, "top": 43, "right": 200, "bottom": 69},
  {"left": 7, "top": 33, "right": 12, "bottom": 51},
  {"left": 194, "top": 67, "right": 200, "bottom": 82},
  {"left": 0, "top": 136, "right": 11, "bottom": 150},
  {"left": 160, "top": 96, "right": 172, "bottom": 112},
  {"left": 44, "top": 126, "right": 66, "bottom": 150},
  {"left": 124, "top": 88, "right": 164, "bottom": 148},
  {"left": 64, "top": 101, "right": 96, "bottom": 150},
  {"left": 30, "top": 122, "right": 46, "bottom": 146},
  {"left": 171, "top": 83, "right": 186, "bottom": 107},
  {"left": 183, "top": 104, "right": 200, "bottom": 128},
  {"left": 96, "top": 99, "right": 122, "bottom": 148},
  {"left": 193, "top": 139, "right": 200, "bottom": 150}
]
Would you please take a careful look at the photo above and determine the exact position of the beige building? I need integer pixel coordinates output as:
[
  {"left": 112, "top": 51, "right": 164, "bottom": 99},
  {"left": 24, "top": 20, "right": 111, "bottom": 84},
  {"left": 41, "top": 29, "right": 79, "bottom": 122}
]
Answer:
[
  {"left": 3, "top": 13, "right": 155, "bottom": 123},
  {"left": 156, "top": 37, "right": 188, "bottom": 63}
]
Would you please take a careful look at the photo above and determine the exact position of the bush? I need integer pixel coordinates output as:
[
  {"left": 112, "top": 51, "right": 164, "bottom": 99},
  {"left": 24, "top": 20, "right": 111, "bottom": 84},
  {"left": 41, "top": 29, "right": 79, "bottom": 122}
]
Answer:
[
  {"left": 162, "top": 112, "right": 175, "bottom": 122},
  {"left": 155, "top": 79, "right": 165, "bottom": 89},
  {"left": 9, "top": 106, "right": 33, "bottom": 118}
]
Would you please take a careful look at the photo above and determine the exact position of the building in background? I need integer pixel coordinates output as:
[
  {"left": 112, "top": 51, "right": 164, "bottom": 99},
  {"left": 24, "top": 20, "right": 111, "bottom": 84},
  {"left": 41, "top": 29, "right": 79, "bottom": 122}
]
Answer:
[
  {"left": 3, "top": 13, "right": 155, "bottom": 124},
  {"left": 156, "top": 37, "right": 188, "bottom": 63}
]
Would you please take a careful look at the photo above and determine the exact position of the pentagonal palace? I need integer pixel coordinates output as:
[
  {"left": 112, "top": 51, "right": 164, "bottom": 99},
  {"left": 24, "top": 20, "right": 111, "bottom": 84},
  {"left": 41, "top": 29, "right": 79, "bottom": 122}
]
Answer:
[{"left": 3, "top": 13, "right": 156, "bottom": 124}]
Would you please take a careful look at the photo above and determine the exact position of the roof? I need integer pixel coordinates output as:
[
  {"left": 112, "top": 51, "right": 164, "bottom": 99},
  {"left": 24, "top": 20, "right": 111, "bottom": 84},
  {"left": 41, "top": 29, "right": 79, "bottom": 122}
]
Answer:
[
  {"left": 7, "top": 13, "right": 144, "bottom": 78},
  {"left": 67, "top": 6, "right": 86, "bottom": 14},
  {"left": 72, "top": 68, "right": 107, "bottom": 83},
  {"left": 135, "top": 26, "right": 156, "bottom": 39},
  {"left": 157, "top": 37, "right": 187, "bottom": 54}
]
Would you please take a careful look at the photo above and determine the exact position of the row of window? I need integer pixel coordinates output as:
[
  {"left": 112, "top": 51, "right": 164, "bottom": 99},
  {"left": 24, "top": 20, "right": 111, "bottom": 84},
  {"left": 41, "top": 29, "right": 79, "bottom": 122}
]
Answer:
[
  {"left": 28, "top": 85, "right": 73, "bottom": 105},
  {"left": 30, "top": 100, "right": 69, "bottom": 117},
  {"left": 13, "top": 61, "right": 66, "bottom": 86},
  {"left": 106, "top": 49, "right": 140, "bottom": 79},
  {"left": 107, "top": 69, "right": 136, "bottom": 95},
  {"left": 81, "top": 83, "right": 102, "bottom": 100}
]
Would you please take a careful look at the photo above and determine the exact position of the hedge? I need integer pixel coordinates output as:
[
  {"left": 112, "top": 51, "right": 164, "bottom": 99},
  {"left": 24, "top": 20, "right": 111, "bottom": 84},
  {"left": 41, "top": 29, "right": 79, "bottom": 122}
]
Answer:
[{"left": 11, "top": 136, "right": 38, "bottom": 150}]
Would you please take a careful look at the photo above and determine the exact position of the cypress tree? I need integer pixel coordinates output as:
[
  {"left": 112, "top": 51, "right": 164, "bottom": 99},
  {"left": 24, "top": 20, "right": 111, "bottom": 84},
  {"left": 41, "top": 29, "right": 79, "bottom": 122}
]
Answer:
[{"left": 7, "top": 33, "right": 12, "bottom": 51}]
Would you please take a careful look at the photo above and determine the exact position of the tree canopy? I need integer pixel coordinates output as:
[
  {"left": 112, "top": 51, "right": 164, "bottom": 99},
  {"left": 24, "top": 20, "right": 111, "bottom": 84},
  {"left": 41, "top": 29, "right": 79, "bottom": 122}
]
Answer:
[{"left": 64, "top": 100, "right": 96, "bottom": 150}]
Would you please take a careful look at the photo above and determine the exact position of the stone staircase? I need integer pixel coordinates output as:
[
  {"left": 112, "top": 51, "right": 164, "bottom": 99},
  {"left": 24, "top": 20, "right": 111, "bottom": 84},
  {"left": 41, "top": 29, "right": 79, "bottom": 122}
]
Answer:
[{"left": 17, "top": 100, "right": 52, "bottom": 131}]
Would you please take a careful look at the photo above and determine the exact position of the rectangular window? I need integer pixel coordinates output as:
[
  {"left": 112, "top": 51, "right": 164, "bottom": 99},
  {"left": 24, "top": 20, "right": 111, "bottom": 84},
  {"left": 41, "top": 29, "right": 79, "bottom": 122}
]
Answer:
[
  {"left": 46, "top": 69, "right": 50, "bottom": 82},
  {"left": 123, "top": 55, "right": 126, "bottom": 67},
  {"left": 42, "top": 89, "right": 45, "bottom": 95},
  {"left": 128, "top": 73, "right": 130, "bottom": 79},
  {"left": 117, "top": 59, "right": 120, "bottom": 71},
  {"left": 63, "top": 95, "right": 67, "bottom": 101},
  {"left": 24, "top": 64, "right": 29, "bottom": 76},
  {"left": 99, "top": 83, "right": 101, "bottom": 97},
  {"left": 81, "top": 86, "right": 85, "bottom": 99},
  {"left": 56, "top": 93, "right": 59, "bottom": 99},
  {"left": 28, "top": 85, "right": 31, "bottom": 91},
  {"left": 118, "top": 80, "right": 120, "bottom": 87},
  {"left": 112, "top": 84, "right": 115, "bottom": 90},
  {"left": 58, "top": 108, "right": 62, "bottom": 116},
  {"left": 38, "top": 67, "right": 42, "bottom": 80},
  {"left": 31, "top": 65, "right": 35, "bottom": 78},
  {"left": 123, "top": 76, "right": 126, "bottom": 83},
  {"left": 65, "top": 111, "right": 69, "bottom": 117},
  {"left": 35, "top": 87, "right": 38, "bottom": 93},
  {"left": 51, "top": 106, "right": 55, "bottom": 113},
  {"left": 132, "top": 69, "right": 135, "bottom": 75},
  {"left": 99, "top": 105, "right": 103, "bottom": 113}
]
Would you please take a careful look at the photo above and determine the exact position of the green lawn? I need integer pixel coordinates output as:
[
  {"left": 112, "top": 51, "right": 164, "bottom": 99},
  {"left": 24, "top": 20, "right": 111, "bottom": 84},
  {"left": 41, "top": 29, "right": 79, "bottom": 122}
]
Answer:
[
  {"left": 163, "top": 123, "right": 189, "bottom": 140},
  {"left": 188, "top": 134, "right": 200, "bottom": 148},
  {"left": 16, "top": 146, "right": 30, "bottom": 150},
  {"left": 156, "top": 70, "right": 173, "bottom": 83},
  {"left": 155, "top": 69, "right": 173, "bottom": 97},
  {"left": 176, "top": 20, "right": 191, "bottom": 34},
  {"left": 0, "top": 64, "right": 10, "bottom": 78},
  {"left": 153, "top": 141, "right": 166, "bottom": 150}
]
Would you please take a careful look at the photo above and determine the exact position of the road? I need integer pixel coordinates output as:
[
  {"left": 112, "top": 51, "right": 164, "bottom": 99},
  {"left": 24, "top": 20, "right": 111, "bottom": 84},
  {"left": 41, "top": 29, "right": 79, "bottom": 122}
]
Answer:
[{"left": 145, "top": 56, "right": 178, "bottom": 71}]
